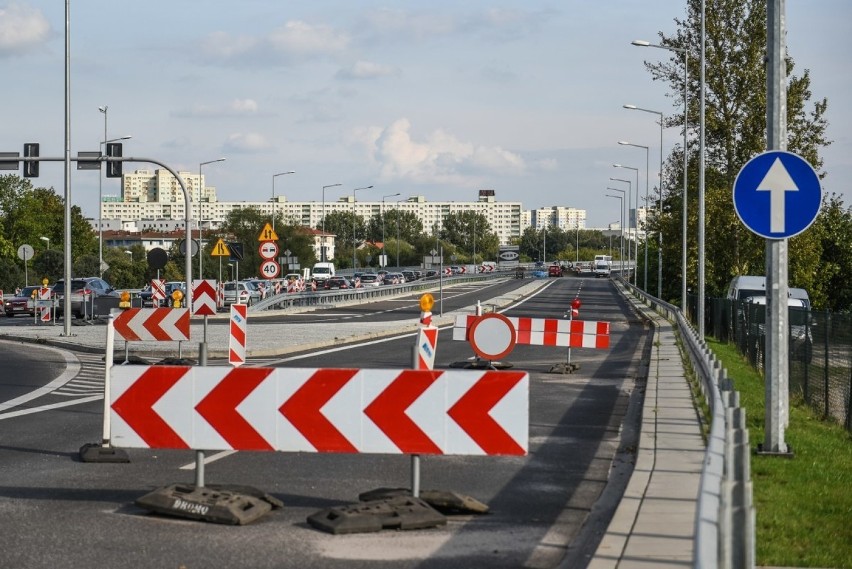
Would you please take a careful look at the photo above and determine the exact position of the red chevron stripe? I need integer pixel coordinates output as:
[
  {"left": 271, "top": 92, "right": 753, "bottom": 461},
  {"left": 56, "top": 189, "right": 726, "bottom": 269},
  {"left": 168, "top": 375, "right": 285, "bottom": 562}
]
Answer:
[
  {"left": 195, "top": 368, "right": 273, "bottom": 450},
  {"left": 448, "top": 371, "right": 526, "bottom": 455},
  {"left": 279, "top": 369, "right": 358, "bottom": 453},
  {"left": 114, "top": 308, "right": 142, "bottom": 341},
  {"left": 112, "top": 366, "right": 190, "bottom": 449},
  {"left": 364, "top": 370, "right": 443, "bottom": 454}
]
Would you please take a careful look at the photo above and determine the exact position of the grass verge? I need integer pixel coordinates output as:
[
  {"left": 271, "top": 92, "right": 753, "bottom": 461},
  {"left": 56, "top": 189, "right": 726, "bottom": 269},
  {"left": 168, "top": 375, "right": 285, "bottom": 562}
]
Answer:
[{"left": 707, "top": 338, "right": 852, "bottom": 569}]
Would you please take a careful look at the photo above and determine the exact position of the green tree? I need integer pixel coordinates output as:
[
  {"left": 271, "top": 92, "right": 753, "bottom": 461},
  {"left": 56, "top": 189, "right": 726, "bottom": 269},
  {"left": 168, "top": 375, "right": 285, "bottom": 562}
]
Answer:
[
  {"left": 645, "top": 0, "right": 832, "bottom": 302},
  {"left": 440, "top": 211, "right": 498, "bottom": 263}
]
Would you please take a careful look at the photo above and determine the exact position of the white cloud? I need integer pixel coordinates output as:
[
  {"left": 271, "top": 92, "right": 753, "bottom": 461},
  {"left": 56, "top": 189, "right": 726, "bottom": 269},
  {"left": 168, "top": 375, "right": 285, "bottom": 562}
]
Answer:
[
  {"left": 173, "top": 98, "right": 262, "bottom": 118},
  {"left": 358, "top": 118, "right": 525, "bottom": 185},
  {"left": 199, "top": 20, "right": 348, "bottom": 66},
  {"left": 223, "top": 133, "right": 270, "bottom": 153},
  {"left": 0, "top": 3, "right": 51, "bottom": 56},
  {"left": 336, "top": 60, "right": 399, "bottom": 80}
]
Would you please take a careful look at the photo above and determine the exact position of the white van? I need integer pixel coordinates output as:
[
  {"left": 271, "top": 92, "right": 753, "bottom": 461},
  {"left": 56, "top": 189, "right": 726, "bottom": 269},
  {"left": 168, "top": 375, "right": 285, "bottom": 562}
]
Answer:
[
  {"left": 726, "top": 275, "right": 811, "bottom": 308},
  {"left": 311, "top": 262, "right": 336, "bottom": 284}
]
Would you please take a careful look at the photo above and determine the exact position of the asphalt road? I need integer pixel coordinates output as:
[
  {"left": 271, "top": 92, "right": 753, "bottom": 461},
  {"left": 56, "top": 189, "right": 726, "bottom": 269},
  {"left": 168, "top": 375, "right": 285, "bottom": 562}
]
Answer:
[{"left": 0, "top": 277, "right": 651, "bottom": 569}]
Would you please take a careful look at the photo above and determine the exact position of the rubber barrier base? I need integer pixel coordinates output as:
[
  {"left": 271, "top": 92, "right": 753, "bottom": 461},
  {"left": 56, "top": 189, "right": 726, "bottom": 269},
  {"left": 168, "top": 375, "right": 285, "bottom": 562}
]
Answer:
[
  {"left": 135, "top": 483, "right": 282, "bottom": 525},
  {"left": 449, "top": 358, "right": 514, "bottom": 370},
  {"left": 548, "top": 362, "right": 581, "bottom": 374},
  {"left": 359, "top": 487, "right": 489, "bottom": 515},
  {"left": 307, "top": 495, "right": 446, "bottom": 534},
  {"left": 79, "top": 443, "right": 130, "bottom": 463}
]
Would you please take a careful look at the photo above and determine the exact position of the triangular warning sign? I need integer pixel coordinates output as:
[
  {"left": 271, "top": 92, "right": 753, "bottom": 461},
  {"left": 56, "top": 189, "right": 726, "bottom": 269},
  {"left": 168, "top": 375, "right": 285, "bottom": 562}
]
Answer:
[
  {"left": 211, "top": 238, "right": 231, "bottom": 257},
  {"left": 258, "top": 222, "right": 279, "bottom": 242}
]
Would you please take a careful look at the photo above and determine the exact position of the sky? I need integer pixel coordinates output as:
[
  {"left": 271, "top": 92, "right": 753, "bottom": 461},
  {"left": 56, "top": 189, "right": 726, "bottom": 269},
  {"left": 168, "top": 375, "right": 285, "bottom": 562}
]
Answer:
[{"left": 1, "top": 1, "right": 849, "bottom": 229}]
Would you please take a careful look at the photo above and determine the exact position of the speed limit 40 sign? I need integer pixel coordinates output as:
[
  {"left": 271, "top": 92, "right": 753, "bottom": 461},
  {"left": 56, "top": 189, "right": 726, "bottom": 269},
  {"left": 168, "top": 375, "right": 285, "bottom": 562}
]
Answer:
[{"left": 259, "top": 260, "right": 280, "bottom": 279}]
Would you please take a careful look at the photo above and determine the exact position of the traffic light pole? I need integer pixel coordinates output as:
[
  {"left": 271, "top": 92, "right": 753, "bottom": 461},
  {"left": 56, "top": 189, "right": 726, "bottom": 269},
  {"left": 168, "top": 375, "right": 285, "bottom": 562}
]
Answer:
[{"left": 0, "top": 152, "right": 194, "bottom": 328}]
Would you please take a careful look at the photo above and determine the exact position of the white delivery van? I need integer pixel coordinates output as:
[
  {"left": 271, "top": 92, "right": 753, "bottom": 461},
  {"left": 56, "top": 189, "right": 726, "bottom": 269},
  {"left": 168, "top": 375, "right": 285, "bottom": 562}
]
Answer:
[
  {"left": 311, "top": 262, "right": 336, "bottom": 285},
  {"left": 726, "top": 275, "right": 811, "bottom": 308}
]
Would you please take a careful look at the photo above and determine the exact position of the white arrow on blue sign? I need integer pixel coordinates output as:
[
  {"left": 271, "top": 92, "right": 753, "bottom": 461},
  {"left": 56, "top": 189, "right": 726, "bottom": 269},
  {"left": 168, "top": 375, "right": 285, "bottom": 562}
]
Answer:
[{"left": 733, "top": 150, "right": 821, "bottom": 239}]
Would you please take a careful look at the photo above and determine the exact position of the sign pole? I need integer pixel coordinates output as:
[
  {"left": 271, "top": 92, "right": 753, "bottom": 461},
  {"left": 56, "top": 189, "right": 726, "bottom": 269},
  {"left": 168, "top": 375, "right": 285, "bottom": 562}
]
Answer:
[{"left": 763, "top": 0, "right": 790, "bottom": 455}]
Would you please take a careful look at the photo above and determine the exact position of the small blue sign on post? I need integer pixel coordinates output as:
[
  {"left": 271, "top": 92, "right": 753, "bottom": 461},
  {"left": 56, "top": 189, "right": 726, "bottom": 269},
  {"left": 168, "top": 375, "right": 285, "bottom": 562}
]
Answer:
[{"left": 733, "top": 150, "right": 822, "bottom": 239}]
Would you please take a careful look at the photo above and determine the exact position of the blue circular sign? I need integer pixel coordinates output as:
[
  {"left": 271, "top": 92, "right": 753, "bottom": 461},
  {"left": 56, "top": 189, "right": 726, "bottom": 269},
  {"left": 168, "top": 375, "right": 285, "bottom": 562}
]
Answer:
[{"left": 733, "top": 150, "right": 821, "bottom": 239}]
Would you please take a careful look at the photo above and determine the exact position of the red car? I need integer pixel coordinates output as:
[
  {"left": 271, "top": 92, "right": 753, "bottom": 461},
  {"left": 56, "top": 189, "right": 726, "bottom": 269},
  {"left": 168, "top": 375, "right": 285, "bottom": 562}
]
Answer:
[
  {"left": 548, "top": 264, "right": 563, "bottom": 277},
  {"left": 4, "top": 285, "right": 42, "bottom": 317}
]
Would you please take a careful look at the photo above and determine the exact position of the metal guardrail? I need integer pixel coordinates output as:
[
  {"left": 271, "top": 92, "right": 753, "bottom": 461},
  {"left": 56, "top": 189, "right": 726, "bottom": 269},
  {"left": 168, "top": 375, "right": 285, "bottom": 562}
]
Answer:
[
  {"left": 620, "top": 278, "right": 755, "bottom": 569},
  {"left": 249, "top": 270, "right": 512, "bottom": 313}
]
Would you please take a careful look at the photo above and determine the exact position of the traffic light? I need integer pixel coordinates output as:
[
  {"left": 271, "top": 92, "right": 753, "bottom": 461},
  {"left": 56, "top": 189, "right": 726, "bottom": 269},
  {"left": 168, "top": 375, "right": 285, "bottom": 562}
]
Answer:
[
  {"left": 105, "top": 142, "right": 122, "bottom": 178},
  {"left": 23, "top": 143, "right": 39, "bottom": 178}
]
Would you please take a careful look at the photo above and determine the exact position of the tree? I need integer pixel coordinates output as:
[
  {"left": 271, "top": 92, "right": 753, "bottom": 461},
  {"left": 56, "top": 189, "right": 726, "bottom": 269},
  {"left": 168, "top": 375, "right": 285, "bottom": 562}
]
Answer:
[
  {"left": 645, "top": 0, "right": 832, "bottom": 302},
  {"left": 440, "top": 211, "right": 498, "bottom": 263}
]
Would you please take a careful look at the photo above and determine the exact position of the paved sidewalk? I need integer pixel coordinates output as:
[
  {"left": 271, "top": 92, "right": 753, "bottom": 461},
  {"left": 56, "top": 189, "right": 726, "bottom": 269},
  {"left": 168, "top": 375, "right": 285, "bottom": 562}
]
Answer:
[{"left": 588, "top": 294, "right": 706, "bottom": 568}]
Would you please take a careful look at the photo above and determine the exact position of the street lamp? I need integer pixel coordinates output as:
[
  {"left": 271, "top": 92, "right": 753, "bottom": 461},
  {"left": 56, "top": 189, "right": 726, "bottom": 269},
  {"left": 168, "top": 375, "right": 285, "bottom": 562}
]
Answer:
[
  {"left": 617, "top": 143, "right": 649, "bottom": 289},
  {"left": 271, "top": 170, "right": 295, "bottom": 232},
  {"left": 39, "top": 236, "right": 50, "bottom": 250},
  {"left": 321, "top": 183, "right": 342, "bottom": 262},
  {"left": 97, "top": 105, "right": 133, "bottom": 278},
  {"left": 396, "top": 199, "right": 405, "bottom": 268},
  {"left": 352, "top": 185, "right": 373, "bottom": 269},
  {"left": 609, "top": 177, "right": 632, "bottom": 282},
  {"left": 381, "top": 193, "right": 400, "bottom": 268},
  {"left": 633, "top": 39, "right": 689, "bottom": 310},
  {"left": 606, "top": 192, "right": 625, "bottom": 276},
  {"left": 624, "top": 104, "right": 664, "bottom": 298},
  {"left": 125, "top": 250, "right": 132, "bottom": 263},
  {"left": 198, "top": 158, "right": 226, "bottom": 279}
]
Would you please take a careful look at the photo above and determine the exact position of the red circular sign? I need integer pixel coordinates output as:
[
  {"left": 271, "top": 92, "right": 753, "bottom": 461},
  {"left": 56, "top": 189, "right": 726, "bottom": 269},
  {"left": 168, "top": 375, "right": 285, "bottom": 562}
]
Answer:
[
  {"left": 571, "top": 298, "right": 581, "bottom": 310},
  {"left": 468, "top": 313, "right": 517, "bottom": 361},
  {"left": 259, "top": 260, "right": 280, "bottom": 279},
  {"left": 259, "top": 241, "right": 279, "bottom": 260}
]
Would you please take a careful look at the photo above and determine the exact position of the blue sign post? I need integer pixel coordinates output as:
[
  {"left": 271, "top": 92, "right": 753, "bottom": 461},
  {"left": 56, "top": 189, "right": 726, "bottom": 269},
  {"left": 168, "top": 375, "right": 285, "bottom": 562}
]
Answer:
[{"left": 733, "top": 150, "right": 821, "bottom": 239}]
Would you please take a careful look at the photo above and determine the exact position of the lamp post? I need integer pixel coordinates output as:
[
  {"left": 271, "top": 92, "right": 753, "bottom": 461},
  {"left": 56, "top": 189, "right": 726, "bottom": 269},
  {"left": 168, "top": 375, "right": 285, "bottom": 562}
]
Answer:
[
  {"left": 613, "top": 164, "right": 639, "bottom": 284},
  {"left": 609, "top": 177, "right": 632, "bottom": 282},
  {"left": 396, "top": 199, "right": 405, "bottom": 268},
  {"left": 382, "top": 193, "right": 400, "bottom": 268},
  {"left": 321, "top": 183, "right": 342, "bottom": 262},
  {"left": 198, "top": 158, "right": 226, "bottom": 280},
  {"left": 617, "top": 142, "right": 650, "bottom": 289},
  {"left": 633, "top": 40, "right": 689, "bottom": 310},
  {"left": 40, "top": 236, "right": 50, "bottom": 250},
  {"left": 97, "top": 105, "right": 132, "bottom": 278},
  {"left": 271, "top": 170, "right": 295, "bottom": 232},
  {"left": 351, "top": 185, "right": 373, "bottom": 269},
  {"left": 606, "top": 193, "right": 625, "bottom": 276},
  {"left": 125, "top": 250, "right": 132, "bottom": 264},
  {"left": 624, "top": 104, "right": 664, "bottom": 298}
]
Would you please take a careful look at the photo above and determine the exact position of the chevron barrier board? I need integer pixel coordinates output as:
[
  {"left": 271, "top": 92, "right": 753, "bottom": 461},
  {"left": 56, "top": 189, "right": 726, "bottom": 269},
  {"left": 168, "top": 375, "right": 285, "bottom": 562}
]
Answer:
[
  {"left": 229, "top": 303, "right": 247, "bottom": 366},
  {"left": 453, "top": 314, "right": 610, "bottom": 349},
  {"left": 192, "top": 279, "right": 218, "bottom": 316},
  {"left": 113, "top": 308, "right": 190, "bottom": 342},
  {"left": 110, "top": 366, "right": 528, "bottom": 456}
]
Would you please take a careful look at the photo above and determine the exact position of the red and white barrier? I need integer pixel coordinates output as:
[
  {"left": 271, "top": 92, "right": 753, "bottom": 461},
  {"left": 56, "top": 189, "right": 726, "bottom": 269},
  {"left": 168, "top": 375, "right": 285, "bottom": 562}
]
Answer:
[
  {"left": 453, "top": 315, "right": 610, "bottom": 349},
  {"left": 151, "top": 279, "right": 166, "bottom": 306},
  {"left": 109, "top": 366, "right": 528, "bottom": 455},
  {"left": 39, "top": 286, "right": 52, "bottom": 322},
  {"left": 113, "top": 308, "right": 191, "bottom": 342},
  {"left": 229, "top": 303, "right": 247, "bottom": 366},
  {"left": 192, "top": 279, "right": 218, "bottom": 316}
]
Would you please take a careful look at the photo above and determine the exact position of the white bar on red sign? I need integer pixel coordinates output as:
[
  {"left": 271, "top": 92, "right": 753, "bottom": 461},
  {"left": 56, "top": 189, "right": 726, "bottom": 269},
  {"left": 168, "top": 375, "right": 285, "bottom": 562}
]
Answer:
[
  {"left": 109, "top": 366, "right": 528, "bottom": 456},
  {"left": 454, "top": 314, "right": 609, "bottom": 349}
]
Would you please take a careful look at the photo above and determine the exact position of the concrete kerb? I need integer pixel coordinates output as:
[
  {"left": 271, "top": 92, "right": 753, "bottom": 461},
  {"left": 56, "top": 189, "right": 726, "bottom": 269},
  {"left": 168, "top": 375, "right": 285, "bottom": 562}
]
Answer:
[{"left": 0, "top": 278, "right": 553, "bottom": 360}]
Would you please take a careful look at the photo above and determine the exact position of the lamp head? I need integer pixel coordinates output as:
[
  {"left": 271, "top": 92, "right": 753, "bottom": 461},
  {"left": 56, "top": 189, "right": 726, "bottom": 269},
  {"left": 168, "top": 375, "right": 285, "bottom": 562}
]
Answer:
[
  {"left": 98, "top": 105, "right": 107, "bottom": 113},
  {"left": 623, "top": 104, "right": 637, "bottom": 110},
  {"left": 618, "top": 140, "right": 630, "bottom": 146},
  {"left": 631, "top": 40, "right": 650, "bottom": 46}
]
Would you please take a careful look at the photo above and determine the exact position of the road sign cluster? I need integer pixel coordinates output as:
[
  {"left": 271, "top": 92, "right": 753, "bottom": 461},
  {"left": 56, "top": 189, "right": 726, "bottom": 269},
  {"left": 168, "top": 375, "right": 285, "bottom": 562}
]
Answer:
[
  {"left": 110, "top": 366, "right": 529, "bottom": 456},
  {"left": 258, "top": 223, "right": 280, "bottom": 280}
]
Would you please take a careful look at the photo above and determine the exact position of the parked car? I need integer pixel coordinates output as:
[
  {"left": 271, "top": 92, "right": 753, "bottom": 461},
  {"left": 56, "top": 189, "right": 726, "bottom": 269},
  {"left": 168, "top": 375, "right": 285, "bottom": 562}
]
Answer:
[
  {"left": 222, "top": 281, "right": 261, "bottom": 306},
  {"left": 325, "top": 276, "right": 352, "bottom": 290},
  {"left": 4, "top": 285, "right": 41, "bottom": 317},
  {"left": 744, "top": 295, "right": 813, "bottom": 364},
  {"left": 52, "top": 277, "right": 119, "bottom": 318}
]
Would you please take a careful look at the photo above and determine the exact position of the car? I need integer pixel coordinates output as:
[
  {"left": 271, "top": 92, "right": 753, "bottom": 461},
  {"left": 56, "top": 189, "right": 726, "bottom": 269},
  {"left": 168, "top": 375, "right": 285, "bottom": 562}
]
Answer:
[
  {"left": 52, "top": 277, "right": 119, "bottom": 318},
  {"left": 359, "top": 273, "right": 381, "bottom": 287},
  {"left": 383, "top": 272, "right": 404, "bottom": 285},
  {"left": 548, "top": 264, "right": 563, "bottom": 277},
  {"left": 325, "top": 276, "right": 352, "bottom": 290},
  {"left": 449, "top": 265, "right": 462, "bottom": 274},
  {"left": 422, "top": 270, "right": 439, "bottom": 280},
  {"left": 222, "top": 281, "right": 261, "bottom": 306},
  {"left": 744, "top": 295, "right": 813, "bottom": 364},
  {"left": 138, "top": 285, "right": 154, "bottom": 307},
  {"left": 401, "top": 270, "right": 418, "bottom": 282},
  {"left": 4, "top": 285, "right": 42, "bottom": 317}
]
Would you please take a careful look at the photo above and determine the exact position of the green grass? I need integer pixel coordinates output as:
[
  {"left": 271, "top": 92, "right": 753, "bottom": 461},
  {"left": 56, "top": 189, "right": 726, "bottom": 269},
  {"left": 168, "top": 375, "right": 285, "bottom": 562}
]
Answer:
[{"left": 707, "top": 338, "right": 852, "bottom": 568}]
